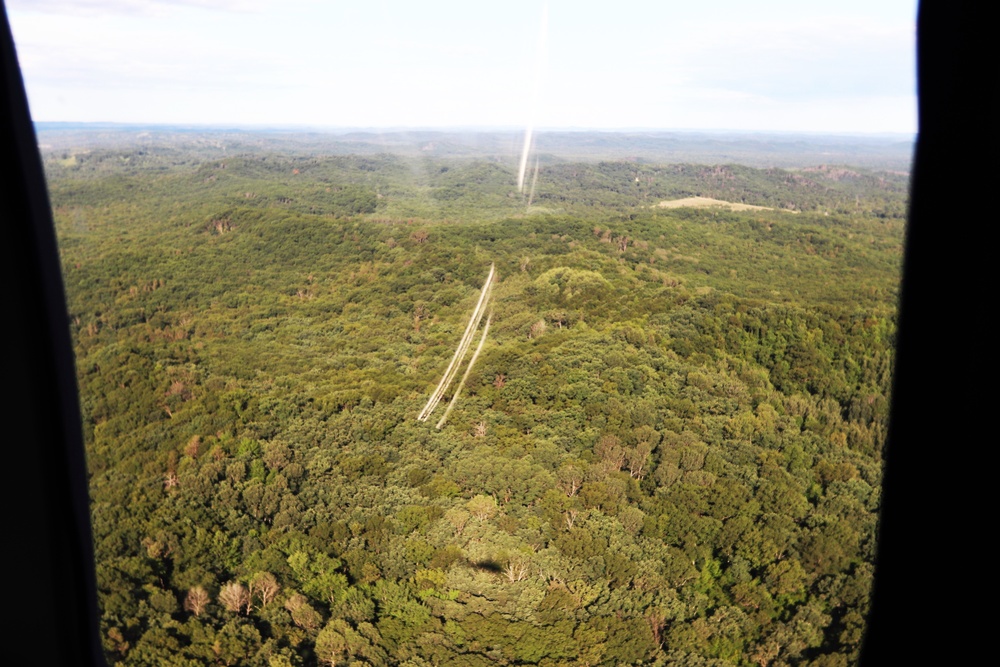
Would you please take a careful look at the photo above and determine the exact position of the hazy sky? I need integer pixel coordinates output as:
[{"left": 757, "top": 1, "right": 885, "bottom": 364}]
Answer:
[{"left": 6, "top": 0, "right": 918, "bottom": 133}]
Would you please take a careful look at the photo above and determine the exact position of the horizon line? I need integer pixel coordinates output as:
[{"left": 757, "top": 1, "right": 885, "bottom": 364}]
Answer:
[{"left": 33, "top": 121, "right": 916, "bottom": 139}]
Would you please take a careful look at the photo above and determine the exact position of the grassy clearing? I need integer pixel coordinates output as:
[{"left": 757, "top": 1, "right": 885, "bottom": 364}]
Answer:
[{"left": 656, "top": 195, "right": 797, "bottom": 213}]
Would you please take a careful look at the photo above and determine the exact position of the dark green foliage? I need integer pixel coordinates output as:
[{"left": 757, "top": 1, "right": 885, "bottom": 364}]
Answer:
[{"left": 48, "top": 141, "right": 902, "bottom": 666}]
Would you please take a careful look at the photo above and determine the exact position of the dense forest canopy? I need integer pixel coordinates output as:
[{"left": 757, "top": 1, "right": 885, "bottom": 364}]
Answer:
[{"left": 44, "top": 132, "right": 907, "bottom": 667}]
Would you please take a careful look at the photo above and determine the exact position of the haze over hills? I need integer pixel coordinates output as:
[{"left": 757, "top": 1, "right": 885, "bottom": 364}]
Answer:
[
  {"left": 35, "top": 124, "right": 915, "bottom": 172},
  {"left": 44, "top": 126, "right": 907, "bottom": 666}
]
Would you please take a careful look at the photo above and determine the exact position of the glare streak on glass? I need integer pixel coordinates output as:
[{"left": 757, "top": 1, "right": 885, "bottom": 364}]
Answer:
[
  {"left": 517, "top": 2, "right": 548, "bottom": 193},
  {"left": 417, "top": 264, "right": 495, "bottom": 423}
]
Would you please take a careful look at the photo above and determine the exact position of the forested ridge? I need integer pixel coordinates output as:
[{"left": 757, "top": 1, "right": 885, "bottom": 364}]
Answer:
[
  {"left": 36, "top": 126, "right": 914, "bottom": 172},
  {"left": 47, "top": 145, "right": 906, "bottom": 666}
]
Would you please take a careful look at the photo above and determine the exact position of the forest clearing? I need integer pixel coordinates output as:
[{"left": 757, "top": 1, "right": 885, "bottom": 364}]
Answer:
[{"left": 656, "top": 197, "right": 794, "bottom": 213}]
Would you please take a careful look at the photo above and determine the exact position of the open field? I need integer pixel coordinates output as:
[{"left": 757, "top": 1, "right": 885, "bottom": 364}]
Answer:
[{"left": 656, "top": 196, "right": 797, "bottom": 213}]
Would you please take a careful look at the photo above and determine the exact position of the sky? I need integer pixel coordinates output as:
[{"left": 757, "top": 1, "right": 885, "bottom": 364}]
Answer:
[{"left": 6, "top": 0, "right": 918, "bottom": 134}]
